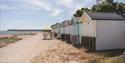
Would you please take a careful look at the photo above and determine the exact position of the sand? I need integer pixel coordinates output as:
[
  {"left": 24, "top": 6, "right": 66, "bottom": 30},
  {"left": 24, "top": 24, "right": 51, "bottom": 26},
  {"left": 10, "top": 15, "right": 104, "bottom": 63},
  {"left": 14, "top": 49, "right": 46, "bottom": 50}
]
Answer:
[
  {"left": 1, "top": 33, "right": 124, "bottom": 63},
  {"left": 0, "top": 35, "right": 14, "bottom": 38},
  {"left": 0, "top": 33, "right": 46, "bottom": 63},
  {"left": 0, "top": 33, "right": 92, "bottom": 63}
]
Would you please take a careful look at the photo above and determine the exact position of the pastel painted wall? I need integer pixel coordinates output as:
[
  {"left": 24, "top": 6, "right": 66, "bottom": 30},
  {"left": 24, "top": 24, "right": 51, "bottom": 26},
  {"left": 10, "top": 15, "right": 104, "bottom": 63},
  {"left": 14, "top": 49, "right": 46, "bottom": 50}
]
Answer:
[
  {"left": 79, "top": 12, "right": 96, "bottom": 37},
  {"left": 82, "top": 21, "right": 96, "bottom": 37},
  {"left": 60, "top": 27, "right": 63, "bottom": 34},
  {"left": 79, "top": 23, "right": 84, "bottom": 36},
  {"left": 67, "top": 25, "right": 72, "bottom": 34},
  {"left": 65, "top": 26, "right": 71, "bottom": 34},
  {"left": 70, "top": 25, "right": 74, "bottom": 35},
  {"left": 71, "top": 24, "right": 77, "bottom": 35},
  {"left": 96, "top": 20, "right": 125, "bottom": 50}
]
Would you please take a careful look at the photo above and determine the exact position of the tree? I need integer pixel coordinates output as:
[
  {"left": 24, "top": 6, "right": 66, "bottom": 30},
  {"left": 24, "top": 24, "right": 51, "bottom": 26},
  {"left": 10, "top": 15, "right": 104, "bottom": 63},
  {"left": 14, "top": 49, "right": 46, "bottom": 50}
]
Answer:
[
  {"left": 116, "top": 3, "right": 125, "bottom": 13},
  {"left": 91, "top": 5, "right": 97, "bottom": 12},
  {"left": 73, "top": 10, "right": 84, "bottom": 17},
  {"left": 73, "top": 8, "right": 90, "bottom": 17},
  {"left": 91, "top": 4, "right": 114, "bottom": 12},
  {"left": 98, "top": 4, "right": 114, "bottom": 12},
  {"left": 91, "top": 0, "right": 125, "bottom": 13},
  {"left": 105, "top": 0, "right": 114, "bottom": 4}
]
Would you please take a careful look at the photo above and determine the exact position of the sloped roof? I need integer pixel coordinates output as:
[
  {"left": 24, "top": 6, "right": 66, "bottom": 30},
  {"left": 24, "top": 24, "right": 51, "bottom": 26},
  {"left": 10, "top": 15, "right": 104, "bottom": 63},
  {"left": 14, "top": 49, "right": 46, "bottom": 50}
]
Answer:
[{"left": 86, "top": 12, "right": 125, "bottom": 20}]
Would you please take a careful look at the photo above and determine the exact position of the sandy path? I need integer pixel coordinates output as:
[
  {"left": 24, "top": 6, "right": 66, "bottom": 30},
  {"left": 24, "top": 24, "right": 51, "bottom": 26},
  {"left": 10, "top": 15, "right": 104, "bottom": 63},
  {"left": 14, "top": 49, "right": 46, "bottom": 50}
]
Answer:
[{"left": 0, "top": 33, "right": 59, "bottom": 63}]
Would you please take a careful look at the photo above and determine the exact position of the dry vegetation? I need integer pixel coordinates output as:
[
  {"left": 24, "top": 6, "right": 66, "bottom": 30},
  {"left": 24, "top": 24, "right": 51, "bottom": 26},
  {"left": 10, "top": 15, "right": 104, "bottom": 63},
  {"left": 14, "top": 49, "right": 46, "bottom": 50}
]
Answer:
[
  {"left": 0, "top": 36, "right": 22, "bottom": 48},
  {"left": 31, "top": 41, "right": 125, "bottom": 63},
  {"left": 0, "top": 33, "right": 36, "bottom": 48}
]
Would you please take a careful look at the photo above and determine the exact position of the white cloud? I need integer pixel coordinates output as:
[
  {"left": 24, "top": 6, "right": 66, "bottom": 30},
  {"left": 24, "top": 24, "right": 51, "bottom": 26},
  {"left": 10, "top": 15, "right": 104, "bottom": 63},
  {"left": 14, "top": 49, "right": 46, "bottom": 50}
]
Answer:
[
  {"left": 57, "top": 0, "right": 85, "bottom": 15},
  {"left": 51, "top": 9, "right": 62, "bottom": 16},
  {"left": 24, "top": 0, "right": 62, "bottom": 16},
  {"left": 0, "top": 0, "right": 89, "bottom": 17},
  {"left": 25, "top": 0, "right": 52, "bottom": 11},
  {"left": 57, "top": 0, "right": 74, "bottom": 8}
]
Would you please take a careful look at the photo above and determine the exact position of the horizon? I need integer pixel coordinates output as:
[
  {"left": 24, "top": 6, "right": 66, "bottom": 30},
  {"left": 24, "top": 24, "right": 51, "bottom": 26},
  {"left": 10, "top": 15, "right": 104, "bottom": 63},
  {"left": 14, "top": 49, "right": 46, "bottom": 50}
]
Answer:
[{"left": 0, "top": 0, "right": 125, "bottom": 31}]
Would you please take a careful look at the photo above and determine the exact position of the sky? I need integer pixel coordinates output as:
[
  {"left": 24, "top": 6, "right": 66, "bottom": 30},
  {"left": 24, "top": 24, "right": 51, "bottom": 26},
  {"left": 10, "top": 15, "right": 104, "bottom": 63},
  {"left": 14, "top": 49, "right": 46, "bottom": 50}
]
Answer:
[{"left": 0, "top": 0, "right": 125, "bottom": 30}]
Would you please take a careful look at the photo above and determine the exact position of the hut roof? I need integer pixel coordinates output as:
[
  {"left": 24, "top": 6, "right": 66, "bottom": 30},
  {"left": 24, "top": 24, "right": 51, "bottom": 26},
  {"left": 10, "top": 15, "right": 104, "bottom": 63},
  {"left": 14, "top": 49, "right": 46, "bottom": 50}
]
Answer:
[
  {"left": 63, "top": 21, "right": 67, "bottom": 27},
  {"left": 86, "top": 12, "right": 125, "bottom": 20},
  {"left": 51, "top": 23, "right": 59, "bottom": 29}
]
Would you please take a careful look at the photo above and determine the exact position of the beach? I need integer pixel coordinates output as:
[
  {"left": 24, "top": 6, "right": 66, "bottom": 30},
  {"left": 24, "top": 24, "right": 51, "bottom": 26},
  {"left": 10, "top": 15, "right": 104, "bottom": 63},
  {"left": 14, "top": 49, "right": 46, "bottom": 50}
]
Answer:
[
  {"left": 0, "top": 33, "right": 89, "bottom": 63},
  {"left": 0, "top": 33, "right": 124, "bottom": 63},
  {"left": 0, "top": 31, "right": 38, "bottom": 48}
]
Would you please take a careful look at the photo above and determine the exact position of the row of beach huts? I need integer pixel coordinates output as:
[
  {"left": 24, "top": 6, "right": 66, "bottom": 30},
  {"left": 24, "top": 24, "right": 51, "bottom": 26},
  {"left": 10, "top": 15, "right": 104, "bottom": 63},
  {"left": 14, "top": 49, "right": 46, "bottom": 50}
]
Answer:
[{"left": 51, "top": 12, "right": 125, "bottom": 51}]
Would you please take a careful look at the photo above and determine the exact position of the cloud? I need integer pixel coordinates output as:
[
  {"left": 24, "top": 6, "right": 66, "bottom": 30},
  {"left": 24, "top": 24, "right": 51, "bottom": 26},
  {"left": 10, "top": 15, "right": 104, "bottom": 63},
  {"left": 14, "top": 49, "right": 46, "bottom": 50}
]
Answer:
[
  {"left": 25, "top": 0, "right": 52, "bottom": 11},
  {"left": 51, "top": 9, "right": 62, "bottom": 16},
  {"left": 69, "top": 4, "right": 83, "bottom": 15},
  {"left": 25, "top": 0, "right": 62, "bottom": 16},
  {"left": 57, "top": 0, "right": 85, "bottom": 16},
  {"left": 0, "top": 0, "right": 95, "bottom": 18},
  {"left": 57, "top": 0, "right": 74, "bottom": 8}
]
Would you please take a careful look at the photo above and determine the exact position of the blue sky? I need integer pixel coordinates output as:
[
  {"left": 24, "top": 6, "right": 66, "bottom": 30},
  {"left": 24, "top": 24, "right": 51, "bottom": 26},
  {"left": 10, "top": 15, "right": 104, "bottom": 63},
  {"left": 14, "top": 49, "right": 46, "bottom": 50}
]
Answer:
[{"left": 0, "top": 0, "right": 125, "bottom": 30}]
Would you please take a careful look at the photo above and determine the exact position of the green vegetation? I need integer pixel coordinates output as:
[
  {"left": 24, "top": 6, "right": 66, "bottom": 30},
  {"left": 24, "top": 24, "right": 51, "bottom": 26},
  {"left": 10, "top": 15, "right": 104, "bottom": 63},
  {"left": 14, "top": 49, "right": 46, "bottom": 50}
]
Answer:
[
  {"left": 113, "top": 57, "right": 124, "bottom": 63},
  {"left": 73, "top": 8, "right": 90, "bottom": 17},
  {"left": 0, "top": 37, "right": 22, "bottom": 43},
  {"left": 89, "top": 56, "right": 124, "bottom": 63},
  {"left": 92, "top": 1, "right": 125, "bottom": 13},
  {"left": 22, "top": 33, "right": 37, "bottom": 35},
  {"left": 88, "top": 49, "right": 125, "bottom": 63},
  {"left": 96, "top": 49, "right": 125, "bottom": 57},
  {"left": 73, "top": 0, "right": 125, "bottom": 17},
  {"left": 0, "top": 37, "right": 22, "bottom": 48}
]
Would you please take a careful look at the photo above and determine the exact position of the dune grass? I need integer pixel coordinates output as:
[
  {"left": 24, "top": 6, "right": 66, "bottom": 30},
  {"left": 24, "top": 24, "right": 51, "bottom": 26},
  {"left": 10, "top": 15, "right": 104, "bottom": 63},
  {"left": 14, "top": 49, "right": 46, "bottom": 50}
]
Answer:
[
  {"left": 89, "top": 56, "right": 124, "bottom": 63},
  {"left": 0, "top": 37, "right": 22, "bottom": 48},
  {"left": 0, "top": 37, "right": 22, "bottom": 43},
  {"left": 88, "top": 49, "right": 125, "bottom": 63}
]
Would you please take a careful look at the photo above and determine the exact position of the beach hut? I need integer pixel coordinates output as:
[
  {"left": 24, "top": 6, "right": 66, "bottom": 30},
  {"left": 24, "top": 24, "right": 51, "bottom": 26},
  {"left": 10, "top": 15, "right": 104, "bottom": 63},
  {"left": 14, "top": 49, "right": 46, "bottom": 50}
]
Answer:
[
  {"left": 51, "top": 23, "right": 61, "bottom": 39},
  {"left": 62, "top": 20, "right": 69, "bottom": 41},
  {"left": 80, "top": 12, "right": 125, "bottom": 51},
  {"left": 67, "top": 20, "right": 72, "bottom": 43},
  {"left": 51, "top": 24, "right": 56, "bottom": 37},
  {"left": 56, "top": 23, "right": 61, "bottom": 39},
  {"left": 58, "top": 23, "right": 63, "bottom": 39},
  {"left": 60, "top": 22, "right": 64, "bottom": 40},
  {"left": 60, "top": 21, "right": 67, "bottom": 41},
  {"left": 60, "top": 21, "right": 65, "bottom": 40},
  {"left": 68, "top": 19, "right": 74, "bottom": 43},
  {"left": 70, "top": 17, "right": 81, "bottom": 46},
  {"left": 64, "top": 20, "right": 71, "bottom": 43}
]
